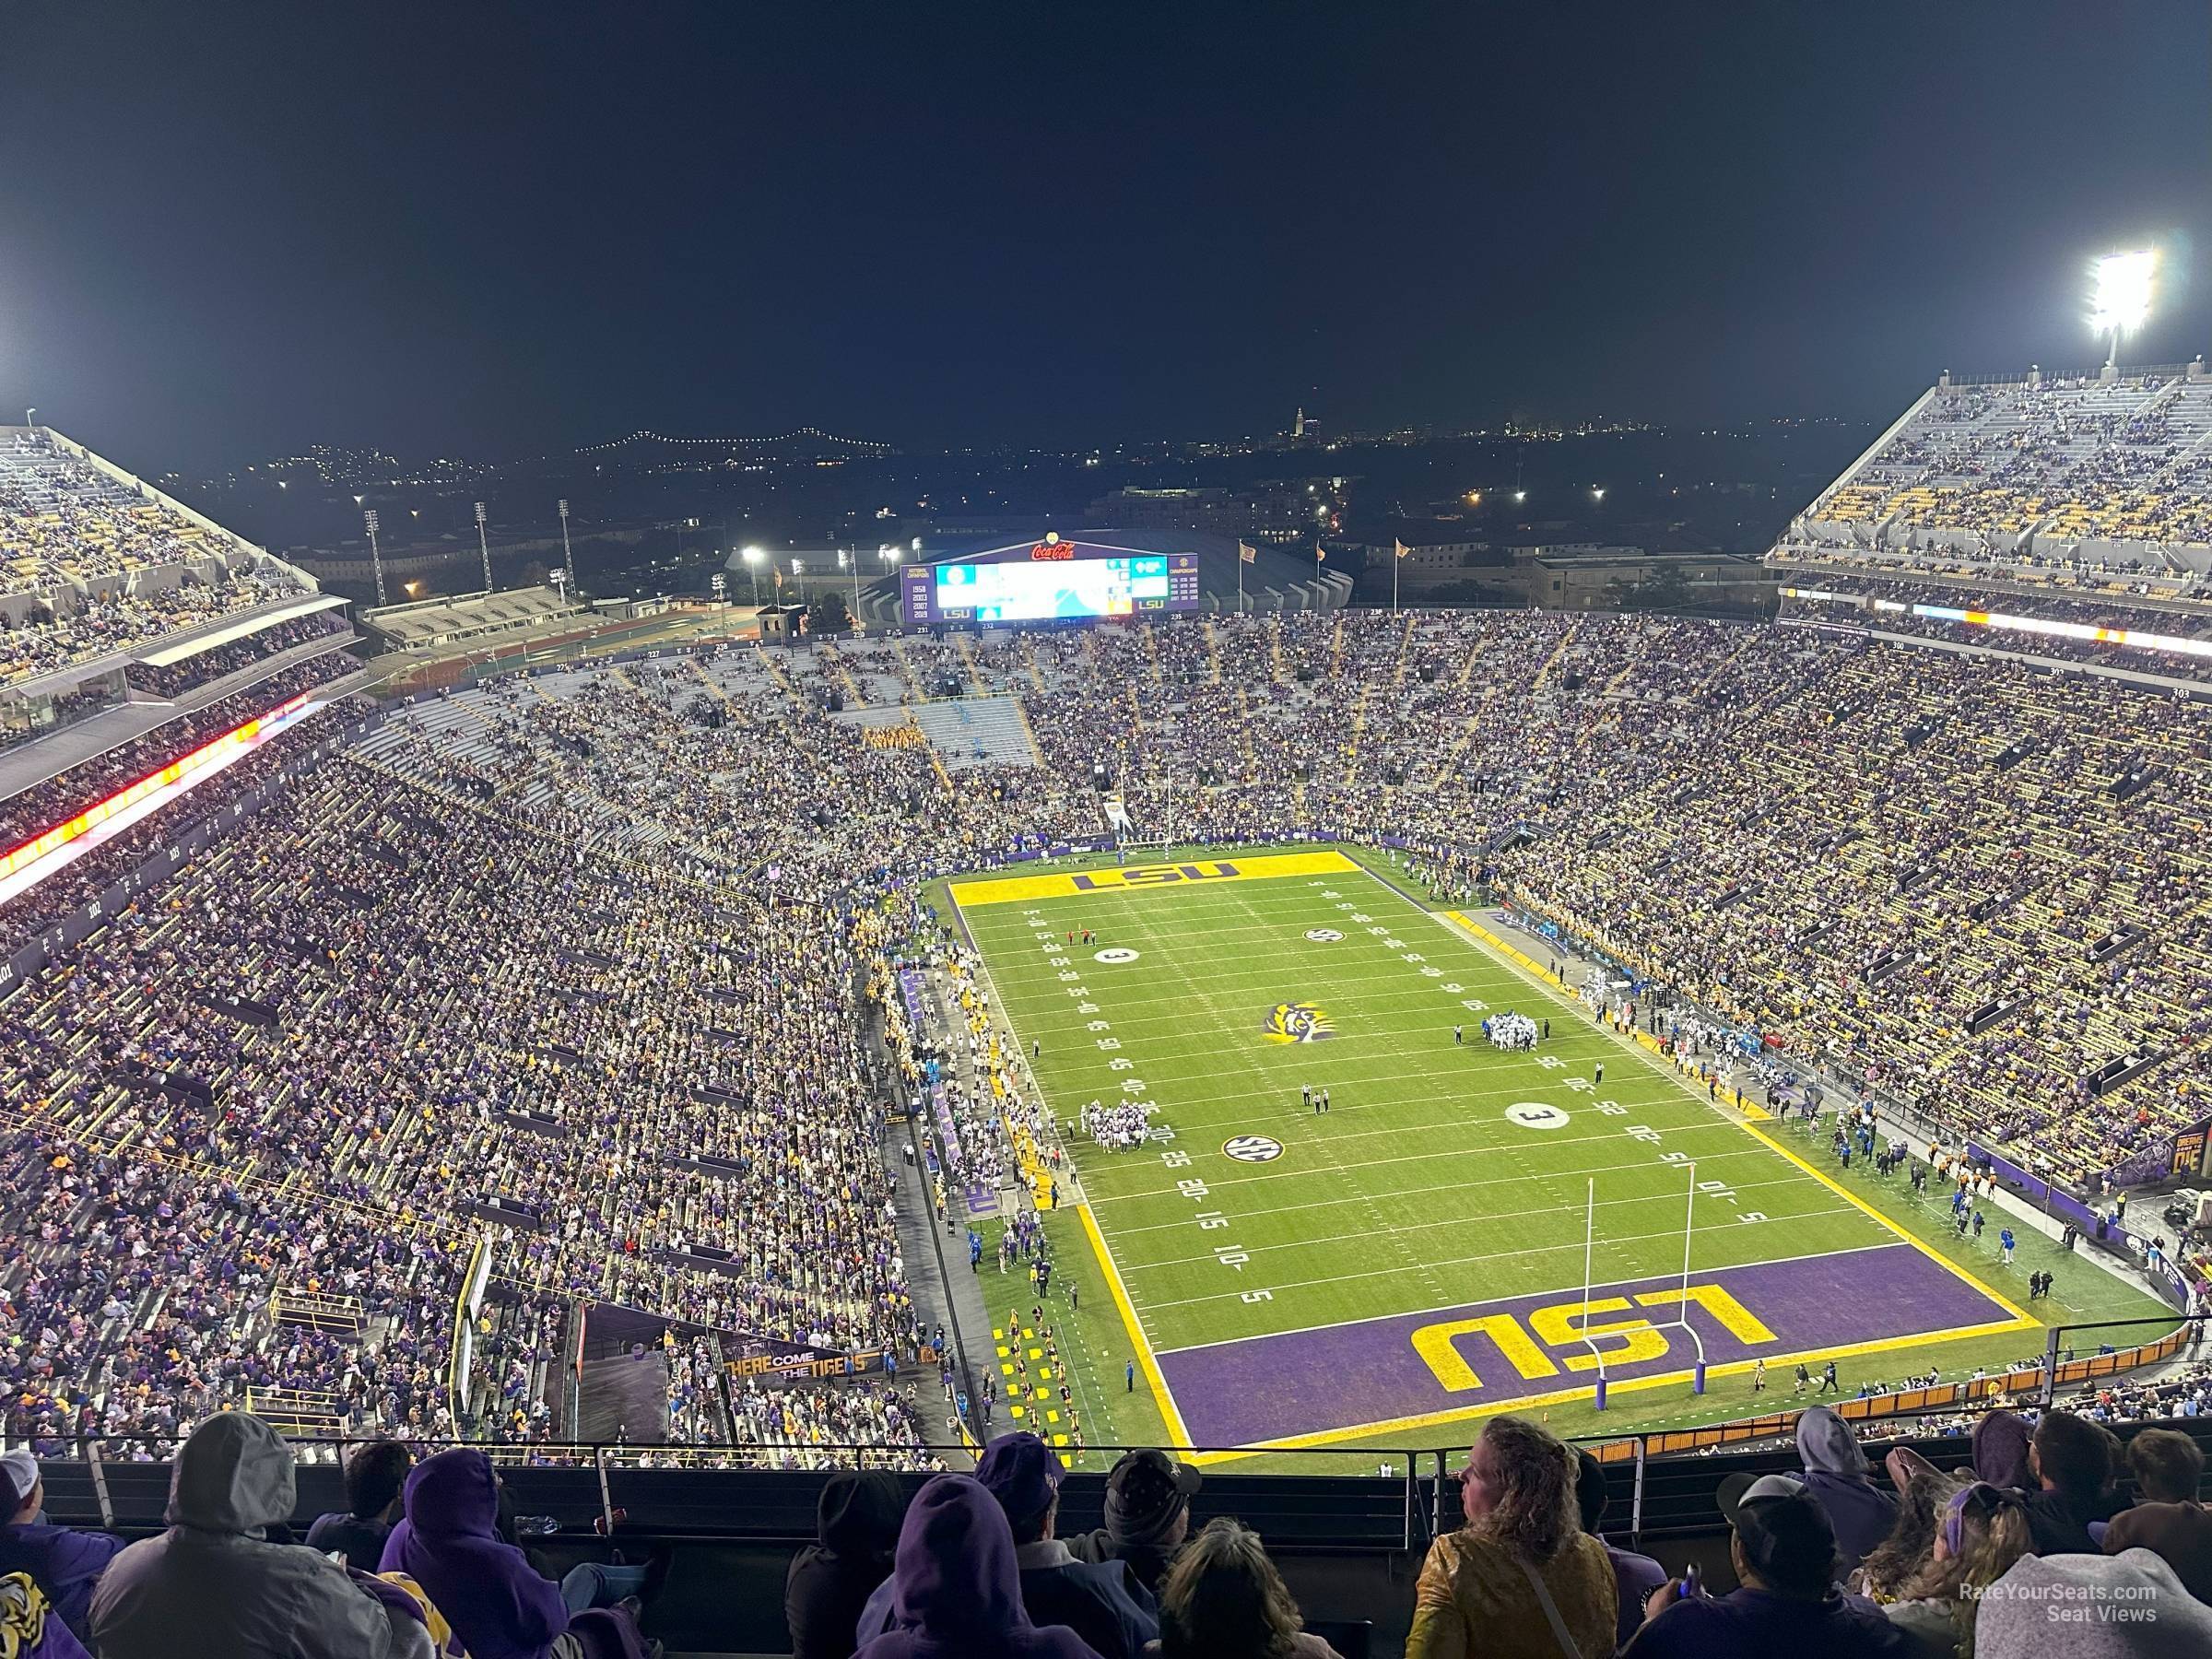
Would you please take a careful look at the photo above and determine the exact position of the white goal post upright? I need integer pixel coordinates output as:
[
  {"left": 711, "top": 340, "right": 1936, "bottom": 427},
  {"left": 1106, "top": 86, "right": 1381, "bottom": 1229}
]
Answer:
[
  {"left": 1673, "top": 1161, "right": 1710, "bottom": 1394},
  {"left": 1581, "top": 1178, "right": 1609, "bottom": 1410}
]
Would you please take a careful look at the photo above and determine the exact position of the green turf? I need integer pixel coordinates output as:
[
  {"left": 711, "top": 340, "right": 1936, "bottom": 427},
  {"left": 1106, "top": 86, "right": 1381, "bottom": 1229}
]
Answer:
[{"left": 944, "top": 843, "right": 2173, "bottom": 1466}]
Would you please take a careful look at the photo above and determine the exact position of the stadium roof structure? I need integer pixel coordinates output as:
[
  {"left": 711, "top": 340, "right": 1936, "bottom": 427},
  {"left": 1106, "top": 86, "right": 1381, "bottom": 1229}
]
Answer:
[{"left": 1769, "top": 359, "right": 2212, "bottom": 608}]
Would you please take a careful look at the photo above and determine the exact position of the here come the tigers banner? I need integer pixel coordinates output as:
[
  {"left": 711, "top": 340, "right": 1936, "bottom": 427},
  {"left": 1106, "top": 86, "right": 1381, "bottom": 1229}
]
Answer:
[{"left": 949, "top": 849, "right": 1359, "bottom": 907}]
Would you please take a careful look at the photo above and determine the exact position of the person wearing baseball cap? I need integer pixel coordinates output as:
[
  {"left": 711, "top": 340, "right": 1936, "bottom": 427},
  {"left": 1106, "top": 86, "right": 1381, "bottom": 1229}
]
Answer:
[
  {"left": 0, "top": 1447, "right": 123, "bottom": 1646},
  {"left": 1622, "top": 1473, "right": 1911, "bottom": 1659},
  {"left": 1065, "top": 1449, "right": 1202, "bottom": 1598}
]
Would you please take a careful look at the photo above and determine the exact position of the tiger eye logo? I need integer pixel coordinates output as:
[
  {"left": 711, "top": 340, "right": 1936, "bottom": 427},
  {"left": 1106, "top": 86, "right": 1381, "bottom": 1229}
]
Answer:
[{"left": 1262, "top": 1002, "right": 1335, "bottom": 1043}]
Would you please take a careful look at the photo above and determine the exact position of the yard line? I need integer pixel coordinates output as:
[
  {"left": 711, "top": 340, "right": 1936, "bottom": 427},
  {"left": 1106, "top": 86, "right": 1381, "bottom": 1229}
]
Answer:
[
  {"left": 1050, "top": 1067, "right": 1688, "bottom": 1129},
  {"left": 1135, "top": 1203, "right": 1866, "bottom": 1312},
  {"left": 1085, "top": 1117, "right": 1759, "bottom": 1204},
  {"left": 1108, "top": 1163, "right": 1810, "bottom": 1236},
  {"left": 1123, "top": 1179, "right": 1853, "bottom": 1273}
]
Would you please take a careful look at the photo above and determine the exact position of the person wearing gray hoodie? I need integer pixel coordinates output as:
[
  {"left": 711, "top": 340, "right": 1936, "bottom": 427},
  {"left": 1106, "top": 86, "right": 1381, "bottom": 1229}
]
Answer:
[
  {"left": 88, "top": 1413, "right": 400, "bottom": 1659},
  {"left": 1795, "top": 1406, "right": 1898, "bottom": 1576}
]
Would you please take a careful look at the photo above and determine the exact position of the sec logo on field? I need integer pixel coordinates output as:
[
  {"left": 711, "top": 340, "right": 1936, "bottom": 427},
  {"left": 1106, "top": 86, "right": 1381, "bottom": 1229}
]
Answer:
[
  {"left": 1304, "top": 928, "right": 1344, "bottom": 943},
  {"left": 1505, "top": 1102, "right": 1571, "bottom": 1131},
  {"left": 1094, "top": 947, "right": 1140, "bottom": 964},
  {"left": 1223, "top": 1135, "right": 1285, "bottom": 1163}
]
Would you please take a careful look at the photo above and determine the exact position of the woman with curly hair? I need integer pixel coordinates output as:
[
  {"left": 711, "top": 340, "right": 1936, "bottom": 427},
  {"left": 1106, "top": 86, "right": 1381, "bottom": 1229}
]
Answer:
[
  {"left": 1851, "top": 1470, "right": 1963, "bottom": 1606},
  {"left": 1881, "top": 1483, "right": 2035, "bottom": 1658},
  {"left": 1407, "top": 1416, "right": 1616, "bottom": 1658},
  {"left": 1149, "top": 1518, "right": 1340, "bottom": 1659}
]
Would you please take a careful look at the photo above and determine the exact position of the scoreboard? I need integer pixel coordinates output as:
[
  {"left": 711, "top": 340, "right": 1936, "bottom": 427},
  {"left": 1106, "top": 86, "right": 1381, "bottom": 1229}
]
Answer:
[{"left": 900, "top": 541, "right": 1202, "bottom": 626}]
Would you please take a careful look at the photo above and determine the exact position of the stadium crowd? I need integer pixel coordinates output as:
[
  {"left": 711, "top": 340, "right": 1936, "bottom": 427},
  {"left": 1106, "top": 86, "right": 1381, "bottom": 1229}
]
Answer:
[
  {"left": 0, "top": 432, "right": 316, "bottom": 688},
  {"left": 0, "top": 651, "right": 357, "bottom": 856},
  {"left": 2, "top": 606, "right": 2210, "bottom": 1493},
  {"left": 1784, "top": 371, "right": 2212, "bottom": 604},
  {"left": 4, "top": 1405, "right": 2211, "bottom": 1658},
  {"left": 120, "top": 608, "right": 348, "bottom": 700}
]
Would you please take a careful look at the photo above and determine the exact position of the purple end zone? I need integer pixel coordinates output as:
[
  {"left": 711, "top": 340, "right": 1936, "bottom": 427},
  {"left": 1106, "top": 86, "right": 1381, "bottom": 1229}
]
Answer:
[{"left": 1157, "top": 1241, "right": 2017, "bottom": 1448}]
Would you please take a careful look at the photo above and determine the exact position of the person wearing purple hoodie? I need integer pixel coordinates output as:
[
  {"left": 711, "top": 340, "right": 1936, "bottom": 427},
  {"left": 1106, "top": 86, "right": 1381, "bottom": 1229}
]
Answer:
[
  {"left": 853, "top": 1474, "right": 1102, "bottom": 1659},
  {"left": 377, "top": 1448, "right": 644, "bottom": 1659},
  {"left": 0, "top": 1450, "right": 123, "bottom": 1645},
  {"left": 1795, "top": 1407, "right": 1897, "bottom": 1576}
]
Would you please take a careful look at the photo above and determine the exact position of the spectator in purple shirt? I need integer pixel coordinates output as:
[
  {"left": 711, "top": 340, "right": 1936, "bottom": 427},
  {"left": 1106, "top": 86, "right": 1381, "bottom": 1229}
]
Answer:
[
  {"left": 1574, "top": 1451, "right": 1665, "bottom": 1652},
  {"left": 0, "top": 1449, "right": 123, "bottom": 1643},
  {"left": 1623, "top": 1473, "right": 1911, "bottom": 1659}
]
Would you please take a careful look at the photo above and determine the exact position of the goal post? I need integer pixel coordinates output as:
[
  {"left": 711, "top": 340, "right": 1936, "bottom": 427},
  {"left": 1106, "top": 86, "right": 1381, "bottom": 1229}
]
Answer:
[
  {"left": 1582, "top": 1167, "right": 1709, "bottom": 1410},
  {"left": 1581, "top": 1179, "right": 1608, "bottom": 1410}
]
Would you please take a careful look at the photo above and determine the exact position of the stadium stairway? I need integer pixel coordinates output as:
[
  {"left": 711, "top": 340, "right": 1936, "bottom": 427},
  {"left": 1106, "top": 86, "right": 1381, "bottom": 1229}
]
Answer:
[
  {"left": 910, "top": 694, "right": 1039, "bottom": 769},
  {"left": 574, "top": 1347, "right": 675, "bottom": 1445},
  {"left": 887, "top": 1113, "right": 991, "bottom": 1463}
]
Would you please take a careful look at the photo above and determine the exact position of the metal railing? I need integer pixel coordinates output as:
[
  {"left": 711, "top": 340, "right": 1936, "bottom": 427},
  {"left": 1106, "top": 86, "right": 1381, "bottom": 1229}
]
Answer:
[{"left": 24, "top": 1435, "right": 1437, "bottom": 1551}]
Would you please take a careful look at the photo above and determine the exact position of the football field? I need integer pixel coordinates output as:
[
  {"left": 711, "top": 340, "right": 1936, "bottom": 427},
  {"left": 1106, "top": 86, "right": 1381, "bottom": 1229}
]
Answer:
[{"left": 948, "top": 847, "right": 2052, "bottom": 1456}]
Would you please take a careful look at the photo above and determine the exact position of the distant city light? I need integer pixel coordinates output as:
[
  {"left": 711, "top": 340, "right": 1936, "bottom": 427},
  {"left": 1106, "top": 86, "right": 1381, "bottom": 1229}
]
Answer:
[
  {"left": 2088, "top": 248, "right": 2158, "bottom": 365},
  {"left": 1592, "top": 488, "right": 1606, "bottom": 500}
]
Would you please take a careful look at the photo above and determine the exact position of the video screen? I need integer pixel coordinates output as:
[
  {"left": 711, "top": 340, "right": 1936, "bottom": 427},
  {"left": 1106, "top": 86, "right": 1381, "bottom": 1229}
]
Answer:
[{"left": 902, "top": 555, "right": 1182, "bottom": 624}]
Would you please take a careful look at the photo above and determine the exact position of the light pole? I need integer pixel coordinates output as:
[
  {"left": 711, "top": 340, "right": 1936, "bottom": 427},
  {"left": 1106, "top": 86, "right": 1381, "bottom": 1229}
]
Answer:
[
  {"left": 841, "top": 548, "right": 861, "bottom": 631},
  {"left": 558, "top": 498, "right": 576, "bottom": 594},
  {"left": 22, "top": 408, "right": 34, "bottom": 432},
  {"left": 364, "top": 509, "right": 386, "bottom": 608},
  {"left": 474, "top": 501, "right": 493, "bottom": 594},
  {"left": 742, "top": 546, "right": 763, "bottom": 606},
  {"left": 2089, "top": 248, "right": 2158, "bottom": 371}
]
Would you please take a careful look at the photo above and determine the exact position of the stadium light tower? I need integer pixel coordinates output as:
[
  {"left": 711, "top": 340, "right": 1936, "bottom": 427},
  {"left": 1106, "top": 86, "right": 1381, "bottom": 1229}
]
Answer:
[
  {"left": 2089, "top": 248, "right": 2158, "bottom": 370},
  {"left": 474, "top": 500, "right": 493, "bottom": 594},
  {"left": 364, "top": 509, "right": 386, "bottom": 608},
  {"left": 558, "top": 498, "right": 576, "bottom": 593},
  {"left": 742, "top": 545, "right": 763, "bottom": 606}
]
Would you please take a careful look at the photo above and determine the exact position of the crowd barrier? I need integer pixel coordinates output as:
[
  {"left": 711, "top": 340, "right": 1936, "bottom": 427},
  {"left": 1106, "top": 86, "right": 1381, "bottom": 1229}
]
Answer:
[{"left": 1571, "top": 1319, "right": 2197, "bottom": 1465}]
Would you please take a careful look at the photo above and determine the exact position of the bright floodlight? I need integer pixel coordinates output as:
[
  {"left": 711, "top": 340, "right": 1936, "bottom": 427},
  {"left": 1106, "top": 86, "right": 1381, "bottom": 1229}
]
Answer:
[{"left": 2089, "top": 248, "right": 2158, "bottom": 365}]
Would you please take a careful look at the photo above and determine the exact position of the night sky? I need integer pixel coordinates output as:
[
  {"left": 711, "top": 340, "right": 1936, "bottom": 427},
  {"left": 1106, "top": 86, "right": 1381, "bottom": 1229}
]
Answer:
[{"left": 4, "top": 1, "right": 2207, "bottom": 475}]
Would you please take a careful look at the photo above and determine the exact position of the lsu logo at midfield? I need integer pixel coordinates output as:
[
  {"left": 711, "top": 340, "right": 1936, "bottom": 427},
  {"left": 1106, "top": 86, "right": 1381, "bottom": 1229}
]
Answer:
[
  {"left": 1070, "top": 862, "right": 1239, "bottom": 892},
  {"left": 1262, "top": 1002, "right": 1335, "bottom": 1043}
]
